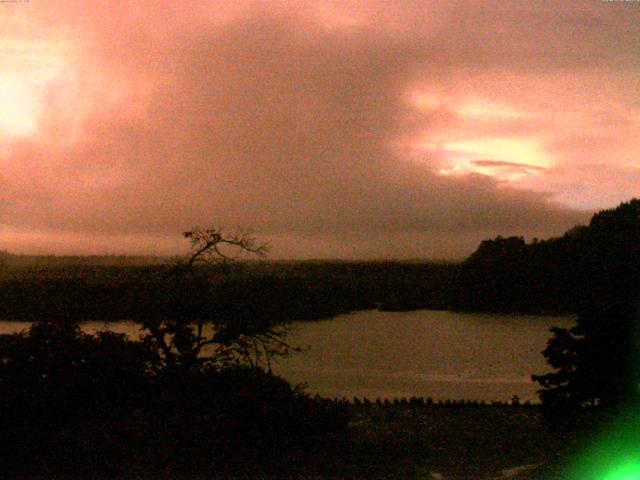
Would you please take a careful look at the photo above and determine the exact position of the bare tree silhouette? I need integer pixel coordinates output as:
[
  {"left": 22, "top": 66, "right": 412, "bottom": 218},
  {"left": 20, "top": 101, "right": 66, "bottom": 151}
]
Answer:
[{"left": 139, "top": 227, "right": 299, "bottom": 373}]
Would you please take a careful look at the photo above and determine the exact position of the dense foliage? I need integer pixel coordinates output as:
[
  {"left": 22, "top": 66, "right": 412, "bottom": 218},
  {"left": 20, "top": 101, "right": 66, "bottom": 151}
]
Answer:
[
  {"left": 532, "top": 199, "right": 640, "bottom": 411},
  {"left": 0, "top": 228, "right": 349, "bottom": 477},
  {"left": 454, "top": 200, "right": 639, "bottom": 315},
  {"left": 456, "top": 233, "right": 583, "bottom": 314},
  {"left": 0, "top": 319, "right": 347, "bottom": 477}
]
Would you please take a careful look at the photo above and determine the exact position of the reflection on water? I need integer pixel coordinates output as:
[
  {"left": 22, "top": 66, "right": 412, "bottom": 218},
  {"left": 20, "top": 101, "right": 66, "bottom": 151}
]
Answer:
[{"left": 0, "top": 310, "right": 574, "bottom": 402}]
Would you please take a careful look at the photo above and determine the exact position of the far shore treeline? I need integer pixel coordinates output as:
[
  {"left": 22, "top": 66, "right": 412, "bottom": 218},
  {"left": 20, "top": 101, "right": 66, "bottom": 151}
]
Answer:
[
  {"left": 0, "top": 257, "right": 458, "bottom": 322},
  {"left": 0, "top": 198, "right": 638, "bottom": 322}
]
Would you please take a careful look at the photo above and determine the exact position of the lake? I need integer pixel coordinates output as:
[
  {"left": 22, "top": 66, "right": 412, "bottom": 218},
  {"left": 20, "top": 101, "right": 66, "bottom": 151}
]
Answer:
[
  {"left": 273, "top": 310, "right": 574, "bottom": 403},
  {"left": 0, "top": 310, "right": 574, "bottom": 403}
]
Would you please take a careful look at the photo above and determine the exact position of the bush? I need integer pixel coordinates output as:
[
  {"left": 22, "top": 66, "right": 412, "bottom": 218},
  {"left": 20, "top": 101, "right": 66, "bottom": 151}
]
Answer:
[{"left": 0, "top": 320, "right": 347, "bottom": 477}]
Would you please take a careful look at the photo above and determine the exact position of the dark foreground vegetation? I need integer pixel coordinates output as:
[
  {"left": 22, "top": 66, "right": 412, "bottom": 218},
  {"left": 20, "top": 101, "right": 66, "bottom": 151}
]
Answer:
[
  {"left": 0, "top": 314, "right": 602, "bottom": 480},
  {"left": 0, "top": 315, "right": 584, "bottom": 479},
  {"left": 0, "top": 230, "right": 350, "bottom": 478},
  {"left": 0, "top": 199, "right": 639, "bottom": 478},
  {"left": 0, "top": 319, "right": 349, "bottom": 478}
]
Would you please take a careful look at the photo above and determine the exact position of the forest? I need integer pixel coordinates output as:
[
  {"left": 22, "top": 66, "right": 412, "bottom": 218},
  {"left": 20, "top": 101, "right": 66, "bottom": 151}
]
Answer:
[
  {"left": 0, "top": 197, "right": 635, "bottom": 322},
  {"left": 0, "top": 256, "right": 458, "bottom": 322},
  {"left": 0, "top": 199, "right": 638, "bottom": 478}
]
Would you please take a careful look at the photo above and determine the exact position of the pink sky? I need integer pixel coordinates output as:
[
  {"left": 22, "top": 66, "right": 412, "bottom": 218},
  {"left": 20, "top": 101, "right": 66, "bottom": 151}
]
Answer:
[{"left": 0, "top": 1, "right": 638, "bottom": 259}]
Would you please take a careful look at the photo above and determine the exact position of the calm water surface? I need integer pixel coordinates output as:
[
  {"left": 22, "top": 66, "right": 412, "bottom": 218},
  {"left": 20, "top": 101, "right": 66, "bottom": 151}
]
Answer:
[
  {"left": 0, "top": 310, "right": 574, "bottom": 402},
  {"left": 274, "top": 310, "right": 574, "bottom": 403}
]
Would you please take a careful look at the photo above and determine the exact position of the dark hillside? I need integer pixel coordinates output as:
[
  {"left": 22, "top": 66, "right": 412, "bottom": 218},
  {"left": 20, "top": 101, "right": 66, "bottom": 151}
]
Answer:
[{"left": 454, "top": 198, "right": 640, "bottom": 315}]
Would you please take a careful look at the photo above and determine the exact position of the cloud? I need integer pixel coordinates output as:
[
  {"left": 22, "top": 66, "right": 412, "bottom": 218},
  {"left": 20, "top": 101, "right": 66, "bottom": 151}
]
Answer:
[
  {"left": 471, "top": 160, "right": 547, "bottom": 171},
  {"left": 2, "top": 1, "right": 635, "bottom": 258}
]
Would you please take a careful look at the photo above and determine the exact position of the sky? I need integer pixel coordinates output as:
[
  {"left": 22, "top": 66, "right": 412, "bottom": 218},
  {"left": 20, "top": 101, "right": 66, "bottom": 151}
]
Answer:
[{"left": 0, "top": 0, "right": 639, "bottom": 259}]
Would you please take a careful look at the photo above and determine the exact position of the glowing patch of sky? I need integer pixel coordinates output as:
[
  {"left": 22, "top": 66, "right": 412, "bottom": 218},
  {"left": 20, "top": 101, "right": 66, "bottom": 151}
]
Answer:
[
  {"left": 0, "top": 74, "right": 37, "bottom": 137},
  {"left": 411, "top": 136, "right": 550, "bottom": 184},
  {"left": 411, "top": 92, "right": 527, "bottom": 120},
  {"left": 443, "top": 138, "right": 551, "bottom": 176},
  {"left": 456, "top": 100, "right": 525, "bottom": 120},
  {"left": 0, "top": 38, "right": 69, "bottom": 142},
  {"left": 407, "top": 92, "right": 547, "bottom": 184}
]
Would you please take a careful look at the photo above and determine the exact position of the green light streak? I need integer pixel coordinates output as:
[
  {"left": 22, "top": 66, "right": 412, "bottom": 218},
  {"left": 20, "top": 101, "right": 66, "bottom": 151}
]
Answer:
[
  {"left": 565, "top": 299, "right": 640, "bottom": 480},
  {"left": 566, "top": 411, "right": 640, "bottom": 480},
  {"left": 602, "top": 461, "right": 640, "bottom": 480}
]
